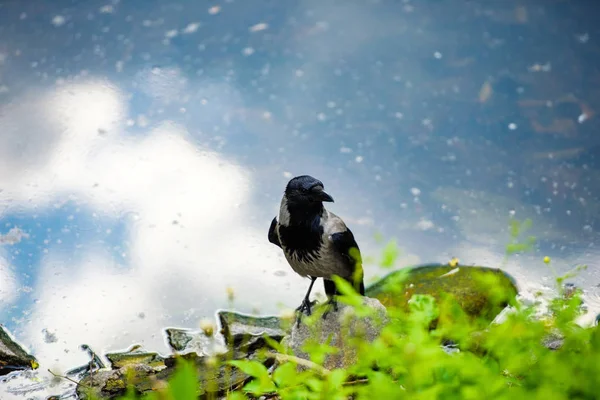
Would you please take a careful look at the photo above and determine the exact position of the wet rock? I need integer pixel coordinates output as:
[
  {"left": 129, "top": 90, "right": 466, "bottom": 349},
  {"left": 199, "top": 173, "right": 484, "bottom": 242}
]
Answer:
[
  {"left": 164, "top": 327, "right": 226, "bottom": 357},
  {"left": 77, "top": 364, "right": 156, "bottom": 400},
  {"left": 217, "top": 310, "right": 287, "bottom": 348},
  {"left": 542, "top": 331, "right": 564, "bottom": 351},
  {"left": 282, "top": 297, "right": 388, "bottom": 370},
  {"left": 105, "top": 346, "right": 165, "bottom": 369},
  {"left": 160, "top": 351, "right": 276, "bottom": 396},
  {"left": 77, "top": 346, "right": 276, "bottom": 399},
  {"left": 0, "top": 325, "right": 38, "bottom": 375},
  {"left": 165, "top": 328, "right": 196, "bottom": 352},
  {"left": 366, "top": 263, "right": 518, "bottom": 327}
]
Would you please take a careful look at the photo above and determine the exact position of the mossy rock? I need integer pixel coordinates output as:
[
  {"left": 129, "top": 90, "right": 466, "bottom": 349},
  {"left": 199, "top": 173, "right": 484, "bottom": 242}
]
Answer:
[
  {"left": 105, "top": 348, "right": 165, "bottom": 369},
  {"left": 0, "top": 325, "right": 38, "bottom": 375},
  {"left": 365, "top": 263, "right": 519, "bottom": 327}
]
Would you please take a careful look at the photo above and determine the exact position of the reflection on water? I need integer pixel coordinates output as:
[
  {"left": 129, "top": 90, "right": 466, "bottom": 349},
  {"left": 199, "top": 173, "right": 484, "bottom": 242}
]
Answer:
[{"left": 0, "top": 0, "right": 599, "bottom": 397}]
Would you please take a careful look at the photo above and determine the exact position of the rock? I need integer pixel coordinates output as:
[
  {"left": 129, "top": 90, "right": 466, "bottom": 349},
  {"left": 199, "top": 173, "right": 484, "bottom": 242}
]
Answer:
[
  {"left": 76, "top": 317, "right": 282, "bottom": 400},
  {"left": 105, "top": 346, "right": 165, "bottom": 369},
  {"left": 217, "top": 310, "right": 287, "bottom": 348},
  {"left": 542, "top": 331, "right": 564, "bottom": 351},
  {"left": 165, "top": 328, "right": 196, "bottom": 352},
  {"left": 159, "top": 351, "right": 275, "bottom": 395},
  {"left": 366, "top": 263, "right": 518, "bottom": 327},
  {"left": 77, "top": 364, "right": 156, "bottom": 400},
  {"left": 0, "top": 325, "right": 38, "bottom": 375},
  {"left": 76, "top": 346, "right": 276, "bottom": 400},
  {"left": 164, "top": 328, "right": 224, "bottom": 356},
  {"left": 281, "top": 297, "right": 388, "bottom": 370}
]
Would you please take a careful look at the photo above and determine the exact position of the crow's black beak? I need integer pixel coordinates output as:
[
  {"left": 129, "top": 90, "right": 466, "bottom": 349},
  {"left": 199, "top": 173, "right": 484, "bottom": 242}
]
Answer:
[
  {"left": 312, "top": 186, "right": 334, "bottom": 202},
  {"left": 319, "top": 191, "right": 334, "bottom": 202}
]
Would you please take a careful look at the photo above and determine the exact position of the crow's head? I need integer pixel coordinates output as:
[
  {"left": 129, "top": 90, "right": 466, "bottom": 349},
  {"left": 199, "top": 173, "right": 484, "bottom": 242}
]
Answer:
[{"left": 284, "top": 175, "right": 334, "bottom": 206}]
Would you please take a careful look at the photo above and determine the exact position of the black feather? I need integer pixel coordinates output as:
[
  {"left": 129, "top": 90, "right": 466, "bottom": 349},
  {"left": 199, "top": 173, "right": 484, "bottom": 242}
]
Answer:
[
  {"left": 268, "top": 217, "right": 281, "bottom": 248},
  {"left": 327, "top": 228, "right": 365, "bottom": 296},
  {"left": 277, "top": 214, "right": 323, "bottom": 264}
]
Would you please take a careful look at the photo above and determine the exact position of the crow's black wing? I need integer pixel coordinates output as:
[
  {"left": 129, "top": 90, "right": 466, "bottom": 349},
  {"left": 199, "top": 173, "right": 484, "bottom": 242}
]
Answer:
[
  {"left": 268, "top": 217, "right": 282, "bottom": 248},
  {"left": 330, "top": 228, "right": 365, "bottom": 295}
]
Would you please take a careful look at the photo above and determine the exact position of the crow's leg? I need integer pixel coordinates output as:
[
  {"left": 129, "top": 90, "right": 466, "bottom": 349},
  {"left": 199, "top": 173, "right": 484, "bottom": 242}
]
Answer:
[
  {"left": 321, "top": 279, "right": 339, "bottom": 319},
  {"left": 295, "top": 276, "right": 317, "bottom": 326}
]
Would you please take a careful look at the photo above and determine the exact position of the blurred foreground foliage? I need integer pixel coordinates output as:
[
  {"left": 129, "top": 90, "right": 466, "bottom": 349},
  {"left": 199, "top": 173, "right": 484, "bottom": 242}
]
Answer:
[{"left": 87, "top": 219, "right": 599, "bottom": 400}]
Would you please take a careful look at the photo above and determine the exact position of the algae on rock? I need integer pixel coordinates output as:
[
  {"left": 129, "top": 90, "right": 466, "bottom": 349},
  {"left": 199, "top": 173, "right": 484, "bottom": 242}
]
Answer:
[{"left": 366, "top": 263, "right": 519, "bottom": 327}]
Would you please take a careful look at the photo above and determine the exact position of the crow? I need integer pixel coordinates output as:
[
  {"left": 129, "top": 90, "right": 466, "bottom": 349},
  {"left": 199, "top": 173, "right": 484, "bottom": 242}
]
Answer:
[{"left": 268, "top": 175, "right": 364, "bottom": 323}]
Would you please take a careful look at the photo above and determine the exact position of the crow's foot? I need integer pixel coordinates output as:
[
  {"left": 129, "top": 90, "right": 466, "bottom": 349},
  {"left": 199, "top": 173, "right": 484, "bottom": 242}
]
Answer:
[{"left": 295, "top": 298, "right": 317, "bottom": 326}]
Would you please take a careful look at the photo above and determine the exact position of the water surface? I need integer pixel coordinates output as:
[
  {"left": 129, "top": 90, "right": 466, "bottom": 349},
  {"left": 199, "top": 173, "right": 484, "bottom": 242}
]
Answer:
[{"left": 0, "top": 0, "right": 599, "bottom": 396}]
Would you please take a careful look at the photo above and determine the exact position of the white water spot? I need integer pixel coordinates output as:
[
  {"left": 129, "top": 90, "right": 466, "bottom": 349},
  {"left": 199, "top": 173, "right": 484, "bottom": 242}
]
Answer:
[
  {"left": 249, "top": 23, "right": 268, "bottom": 32},
  {"left": 433, "top": 51, "right": 443, "bottom": 59},
  {"left": 578, "top": 113, "right": 588, "bottom": 123},
  {"left": 339, "top": 147, "right": 352, "bottom": 153},
  {"left": 165, "top": 29, "right": 178, "bottom": 39},
  {"left": 242, "top": 47, "right": 255, "bottom": 56},
  {"left": 355, "top": 155, "right": 364, "bottom": 163},
  {"left": 283, "top": 171, "right": 292, "bottom": 179},
  {"left": 182, "top": 23, "right": 201, "bottom": 34},
  {"left": 577, "top": 33, "right": 589, "bottom": 43},
  {"left": 51, "top": 15, "right": 66, "bottom": 26},
  {"left": 416, "top": 219, "right": 434, "bottom": 231},
  {"left": 410, "top": 187, "right": 421, "bottom": 196},
  {"left": 208, "top": 6, "right": 221, "bottom": 15},
  {"left": 99, "top": 5, "right": 114, "bottom": 13},
  {"left": 508, "top": 123, "right": 517, "bottom": 130},
  {"left": 440, "top": 268, "right": 459, "bottom": 278}
]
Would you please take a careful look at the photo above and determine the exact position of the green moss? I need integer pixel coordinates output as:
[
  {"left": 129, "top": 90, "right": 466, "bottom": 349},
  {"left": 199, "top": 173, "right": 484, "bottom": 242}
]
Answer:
[
  {"left": 366, "top": 263, "right": 518, "bottom": 328},
  {"left": 103, "top": 377, "right": 127, "bottom": 393}
]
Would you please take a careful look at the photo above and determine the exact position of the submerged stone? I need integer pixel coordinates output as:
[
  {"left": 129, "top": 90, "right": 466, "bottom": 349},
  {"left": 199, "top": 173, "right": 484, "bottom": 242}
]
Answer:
[
  {"left": 164, "top": 328, "right": 223, "bottom": 356},
  {"left": 77, "top": 346, "right": 276, "bottom": 399},
  {"left": 160, "top": 350, "right": 275, "bottom": 396},
  {"left": 105, "top": 346, "right": 165, "bottom": 369},
  {"left": 217, "top": 310, "right": 287, "bottom": 348},
  {"left": 366, "top": 263, "right": 519, "bottom": 326},
  {"left": 0, "top": 325, "right": 38, "bottom": 375}
]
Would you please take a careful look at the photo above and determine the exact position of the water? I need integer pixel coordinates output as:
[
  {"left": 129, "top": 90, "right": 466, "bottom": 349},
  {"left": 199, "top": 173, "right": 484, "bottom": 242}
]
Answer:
[{"left": 0, "top": 0, "right": 599, "bottom": 397}]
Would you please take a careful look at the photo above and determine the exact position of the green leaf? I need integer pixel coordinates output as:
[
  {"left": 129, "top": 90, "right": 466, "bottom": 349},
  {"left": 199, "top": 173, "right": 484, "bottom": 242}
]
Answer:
[
  {"left": 305, "top": 377, "right": 324, "bottom": 392},
  {"left": 167, "top": 359, "right": 198, "bottom": 400},
  {"left": 380, "top": 239, "right": 400, "bottom": 268},
  {"left": 327, "top": 368, "right": 347, "bottom": 388},
  {"left": 273, "top": 362, "right": 298, "bottom": 387},
  {"left": 228, "top": 360, "right": 269, "bottom": 379},
  {"left": 242, "top": 380, "right": 262, "bottom": 394},
  {"left": 226, "top": 392, "right": 247, "bottom": 400},
  {"left": 229, "top": 360, "right": 276, "bottom": 394},
  {"left": 408, "top": 294, "right": 439, "bottom": 327}
]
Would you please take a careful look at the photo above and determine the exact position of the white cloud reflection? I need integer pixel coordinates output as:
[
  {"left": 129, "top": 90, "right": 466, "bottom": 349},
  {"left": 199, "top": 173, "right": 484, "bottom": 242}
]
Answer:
[
  {"left": 0, "top": 78, "right": 305, "bottom": 393},
  {"left": 0, "top": 255, "right": 17, "bottom": 306}
]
